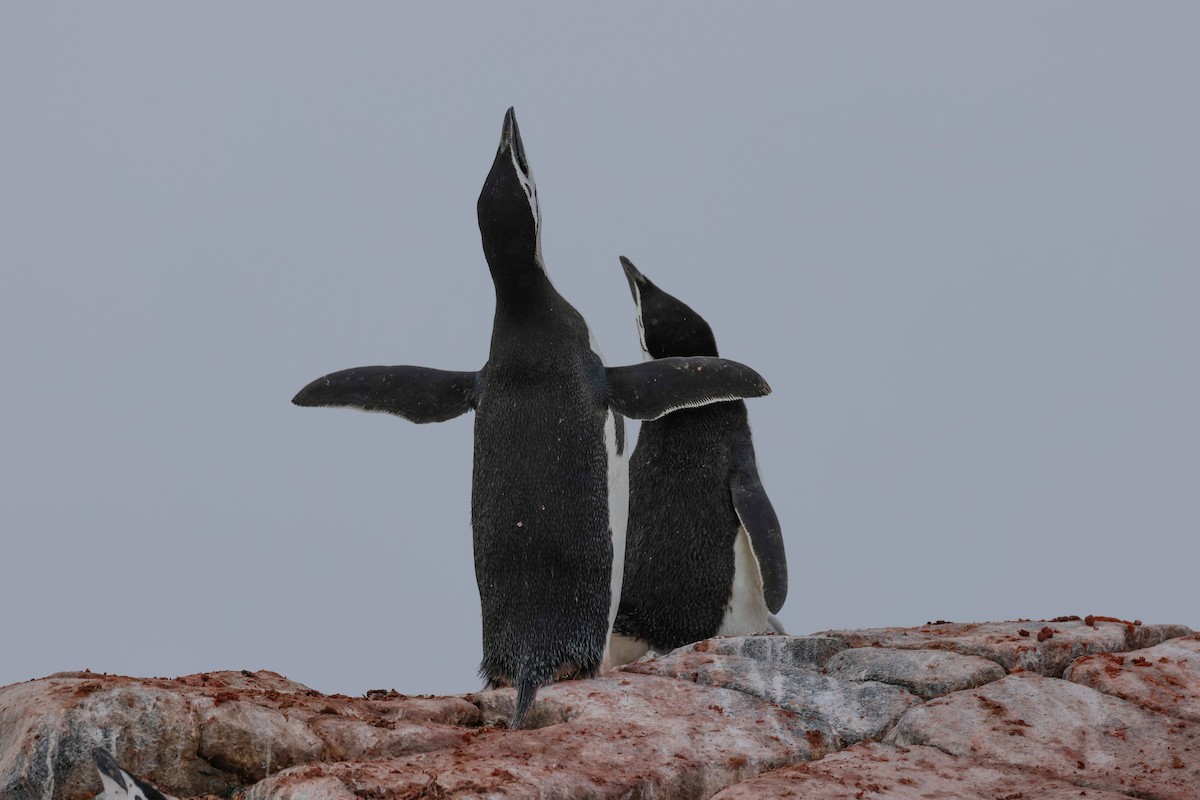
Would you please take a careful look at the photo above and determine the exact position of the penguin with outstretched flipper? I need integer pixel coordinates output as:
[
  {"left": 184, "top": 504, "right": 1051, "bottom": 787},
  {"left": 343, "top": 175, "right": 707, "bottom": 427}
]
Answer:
[{"left": 293, "top": 110, "right": 772, "bottom": 728}]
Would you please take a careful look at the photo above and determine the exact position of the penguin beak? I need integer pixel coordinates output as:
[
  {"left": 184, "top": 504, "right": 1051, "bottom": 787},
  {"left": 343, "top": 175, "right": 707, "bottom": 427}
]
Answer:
[
  {"left": 499, "top": 107, "right": 530, "bottom": 175},
  {"left": 619, "top": 256, "right": 651, "bottom": 302}
]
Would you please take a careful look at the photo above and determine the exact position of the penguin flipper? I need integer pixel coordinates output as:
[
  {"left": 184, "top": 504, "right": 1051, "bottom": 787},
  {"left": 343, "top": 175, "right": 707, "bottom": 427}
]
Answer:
[
  {"left": 731, "top": 469, "right": 787, "bottom": 614},
  {"left": 605, "top": 357, "right": 770, "bottom": 421},
  {"left": 293, "top": 366, "right": 480, "bottom": 423},
  {"left": 92, "top": 747, "right": 175, "bottom": 800}
]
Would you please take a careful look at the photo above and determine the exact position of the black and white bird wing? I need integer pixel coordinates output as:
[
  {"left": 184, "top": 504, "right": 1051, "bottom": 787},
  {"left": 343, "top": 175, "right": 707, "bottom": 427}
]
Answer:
[
  {"left": 730, "top": 460, "right": 787, "bottom": 614},
  {"left": 605, "top": 357, "right": 770, "bottom": 421},
  {"left": 292, "top": 365, "right": 482, "bottom": 423},
  {"left": 92, "top": 748, "right": 175, "bottom": 800}
]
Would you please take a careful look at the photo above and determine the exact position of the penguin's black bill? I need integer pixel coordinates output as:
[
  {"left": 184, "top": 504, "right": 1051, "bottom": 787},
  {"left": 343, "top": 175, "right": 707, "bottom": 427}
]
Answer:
[
  {"left": 500, "top": 107, "right": 529, "bottom": 174},
  {"left": 92, "top": 748, "right": 127, "bottom": 790},
  {"left": 620, "top": 256, "right": 652, "bottom": 301}
]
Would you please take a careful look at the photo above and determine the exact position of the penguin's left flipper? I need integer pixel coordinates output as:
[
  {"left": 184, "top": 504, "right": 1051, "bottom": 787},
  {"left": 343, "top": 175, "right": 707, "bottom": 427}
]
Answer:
[
  {"left": 292, "top": 365, "right": 481, "bottom": 423},
  {"left": 92, "top": 747, "right": 175, "bottom": 800},
  {"left": 731, "top": 468, "right": 787, "bottom": 614},
  {"left": 605, "top": 357, "right": 770, "bottom": 421}
]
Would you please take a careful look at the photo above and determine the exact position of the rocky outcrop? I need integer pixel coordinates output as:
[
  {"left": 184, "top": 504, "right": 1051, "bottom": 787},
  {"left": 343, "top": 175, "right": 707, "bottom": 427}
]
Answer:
[
  {"left": 711, "top": 742, "right": 1139, "bottom": 799},
  {"left": 621, "top": 637, "right": 920, "bottom": 745},
  {"left": 887, "top": 673, "right": 1200, "bottom": 799},
  {"left": 1, "top": 617, "right": 1194, "bottom": 799},
  {"left": 816, "top": 617, "right": 1193, "bottom": 677},
  {"left": 1064, "top": 633, "right": 1200, "bottom": 722}
]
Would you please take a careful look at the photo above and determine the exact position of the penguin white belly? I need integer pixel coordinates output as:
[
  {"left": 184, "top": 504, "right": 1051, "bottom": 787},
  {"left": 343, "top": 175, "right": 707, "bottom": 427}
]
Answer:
[
  {"left": 605, "top": 408, "right": 629, "bottom": 636},
  {"left": 717, "top": 525, "right": 771, "bottom": 636},
  {"left": 590, "top": 327, "right": 629, "bottom": 648},
  {"left": 607, "top": 632, "right": 651, "bottom": 666}
]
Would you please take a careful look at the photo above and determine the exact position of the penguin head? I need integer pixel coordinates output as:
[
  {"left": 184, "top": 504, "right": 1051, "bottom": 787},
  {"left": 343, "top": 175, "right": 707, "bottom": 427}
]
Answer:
[
  {"left": 477, "top": 107, "right": 543, "bottom": 273},
  {"left": 620, "top": 256, "right": 719, "bottom": 359},
  {"left": 92, "top": 748, "right": 171, "bottom": 800}
]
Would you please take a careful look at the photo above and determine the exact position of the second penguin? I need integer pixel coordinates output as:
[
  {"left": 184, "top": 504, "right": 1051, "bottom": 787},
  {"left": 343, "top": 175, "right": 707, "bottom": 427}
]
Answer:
[{"left": 610, "top": 257, "right": 788, "bottom": 666}]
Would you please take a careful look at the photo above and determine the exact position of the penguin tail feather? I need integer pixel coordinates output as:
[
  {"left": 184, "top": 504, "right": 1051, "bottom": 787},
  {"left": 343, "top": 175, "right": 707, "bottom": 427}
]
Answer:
[{"left": 509, "top": 679, "right": 540, "bottom": 730}]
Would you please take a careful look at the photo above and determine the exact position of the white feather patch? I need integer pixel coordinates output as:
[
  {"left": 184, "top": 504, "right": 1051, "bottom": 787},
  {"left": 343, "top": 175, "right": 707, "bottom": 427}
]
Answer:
[
  {"left": 605, "top": 407, "right": 628, "bottom": 636},
  {"left": 589, "top": 331, "right": 630, "bottom": 645},
  {"left": 629, "top": 279, "right": 651, "bottom": 360},
  {"left": 508, "top": 143, "right": 546, "bottom": 274},
  {"left": 717, "top": 524, "right": 770, "bottom": 636},
  {"left": 647, "top": 393, "right": 745, "bottom": 421}
]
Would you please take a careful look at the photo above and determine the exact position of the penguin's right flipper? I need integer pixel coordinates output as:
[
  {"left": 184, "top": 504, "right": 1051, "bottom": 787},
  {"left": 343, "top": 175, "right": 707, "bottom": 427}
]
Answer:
[
  {"left": 92, "top": 748, "right": 175, "bottom": 800},
  {"left": 293, "top": 366, "right": 481, "bottom": 423},
  {"left": 731, "top": 469, "right": 787, "bottom": 615},
  {"left": 605, "top": 357, "right": 770, "bottom": 421}
]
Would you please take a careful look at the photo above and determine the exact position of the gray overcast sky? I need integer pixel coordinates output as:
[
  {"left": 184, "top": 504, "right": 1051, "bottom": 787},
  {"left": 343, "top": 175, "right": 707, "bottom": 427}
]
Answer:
[{"left": 2, "top": 4, "right": 1197, "bottom": 697}]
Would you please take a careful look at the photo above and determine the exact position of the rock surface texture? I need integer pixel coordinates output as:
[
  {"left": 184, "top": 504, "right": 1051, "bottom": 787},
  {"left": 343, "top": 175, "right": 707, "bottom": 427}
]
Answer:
[{"left": 1, "top": 618, "right": 1195, "bottom": 799}]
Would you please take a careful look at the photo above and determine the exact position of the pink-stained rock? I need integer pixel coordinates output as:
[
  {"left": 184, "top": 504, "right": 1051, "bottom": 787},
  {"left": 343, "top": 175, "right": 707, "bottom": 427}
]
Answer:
[
  {"left": 675, "top": 635, "right": 848, "bottom": 668},
  {"left": 887, "top": 673, "right": 1200, "bottom": 799},
  {"left": 817, "top": 617, "right": 1193, "bottom": 677},
  {"left": 5, "top": 621, "right": 1198, "bottom": 800},
  {"left": 710, "top": 741, "right": 1134, "bottom": 799},
  {"left": 0, "top": 670, "right": 480, "bottom": 800},
  {"left": 623, "top": 648, "right": 919, "bottom": 745},
  {"left": 0, "top": 675, "right": 211, "bottom": 799},
  {"left": 823, "top": 646, "right": 1006, "bottom": 699},
  {"left": 1065, "top": 634, "right": 1200, "bottom": 723},
  {"left": 242, "top": 674, "right": 820, "bottom": 800},
  {"left": 1, "top": 670, "right": 820, "bottom": 800}
]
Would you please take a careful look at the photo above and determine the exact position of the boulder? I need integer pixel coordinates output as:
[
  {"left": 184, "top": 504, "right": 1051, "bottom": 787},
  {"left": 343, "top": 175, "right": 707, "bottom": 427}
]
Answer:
[
  {"left": 242, "top": 674, "right": 822, "bottom": 800},
  {"left": 823, "top": 646, "right": 1006, "bottom": 699},
  {"left": 817, "top": 616, "right": 1193, "bottom": 677},
  {"left": 0, "top": 670, "right": 479, "bottom": 799},
  {"left": 1, "top": 671, "right": 819, "bottom": 800},
  {"left": 888, "top": 673, "right": 1200, "bottom": 800},
  {"left": 711, "top": 741, "right": 1134, "bottom": 799},
  {"left": 1065, "top": 633, "right": 1200, "bottom": 722},
  {"left": 676, "top": 634, "right": 848, "bottom": 668},
  {"left": 623, "top": 640, "right": 920, "bottom": 746}
]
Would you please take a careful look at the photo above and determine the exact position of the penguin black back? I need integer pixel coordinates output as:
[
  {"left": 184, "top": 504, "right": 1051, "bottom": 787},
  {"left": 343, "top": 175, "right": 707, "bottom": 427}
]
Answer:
[{"left": 470, "top": 108, "right": 617, "bottom": 725}]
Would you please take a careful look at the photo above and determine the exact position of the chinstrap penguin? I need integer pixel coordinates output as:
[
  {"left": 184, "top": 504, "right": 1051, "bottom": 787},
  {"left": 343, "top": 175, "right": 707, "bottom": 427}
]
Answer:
[
  {"left": 293, "top": 109, "right": 773, "bottom": 727},
  {"left": 92, "top": 748, "right": 175, "bottom": 800},
  {"left": 610, "top": 256, "right": 788, "bottom": 667}
]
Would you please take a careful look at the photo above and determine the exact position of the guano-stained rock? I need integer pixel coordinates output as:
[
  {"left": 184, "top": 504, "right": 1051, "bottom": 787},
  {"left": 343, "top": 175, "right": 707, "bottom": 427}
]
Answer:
[
  {"left": 1065, "top": 633, "right": 1200, "bottom": 723},
  {"left": 823, "top": 646, "right": 1006, "bottom": 699},
  {"left": 2, "top": 620, "right": 1196, "bottom": 799},
  {"left": 679, "top": 635, "right": 848, "bottom": 669},
  {"left": 818, "top": 617, "right": 1193, "bottom": 677},
  {"left": 241, "top": 674, "right": 820, "bottom": 800},
  {"left": 887, "top": 673, "right": 1200, "bottom": 800},
  {"left": 710, "top": 741, "right": 1135, "bottom": 799},
  {"left": 623, "top": 649, "right": 920, "bottom": 745},
  {"left": 0, "top": 670, "right": 479, "bottom": 800}
]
